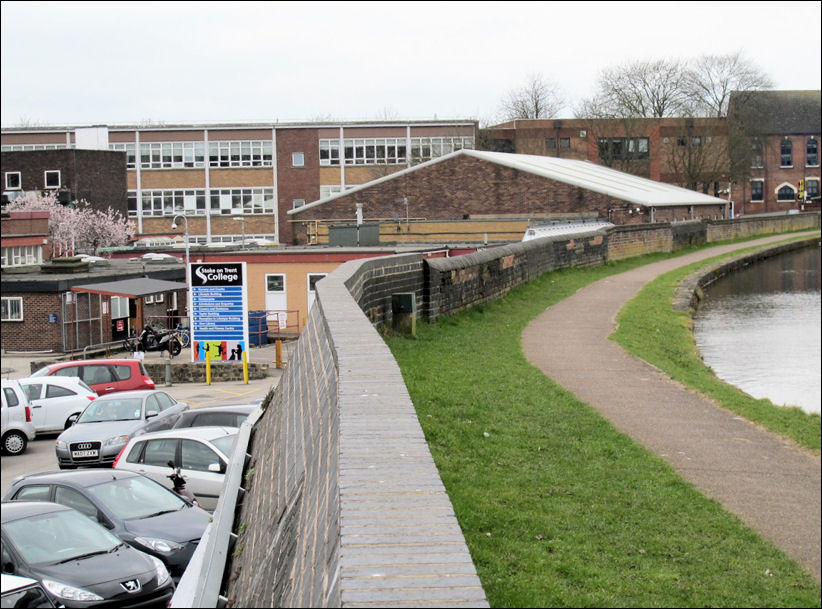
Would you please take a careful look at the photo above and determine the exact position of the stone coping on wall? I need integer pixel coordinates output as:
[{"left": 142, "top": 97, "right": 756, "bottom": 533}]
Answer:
[{"left": 323, "top": 258, "right": 490, "bottom": 608}]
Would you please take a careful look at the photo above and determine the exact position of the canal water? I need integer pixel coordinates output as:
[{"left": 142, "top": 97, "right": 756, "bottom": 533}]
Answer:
[{"left": 693, "top": 244, "right": 821, "bottom": 415}]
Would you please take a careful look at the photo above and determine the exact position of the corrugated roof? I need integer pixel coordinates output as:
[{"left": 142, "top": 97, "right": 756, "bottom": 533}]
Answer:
[{"left": 290, "top": 149, "right": 727, "bottom": 214}]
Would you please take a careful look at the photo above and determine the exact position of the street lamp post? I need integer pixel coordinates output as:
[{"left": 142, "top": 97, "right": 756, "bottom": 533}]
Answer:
[
  {"left": 233, "top": 216, "right": 245, "bottom": 249},
  {"left": 172, "top": 215, "right": 191, "bottom": 340}
]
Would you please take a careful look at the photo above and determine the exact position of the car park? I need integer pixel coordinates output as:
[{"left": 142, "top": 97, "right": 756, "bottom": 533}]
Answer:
[
  {"left": 1, "top": 380, "right": 36, "bottom": 457},
  {"left": 171, "top": 404, "right": 256, "bottom": 429},
  {"left": 1, "top": 573, "right": 55, "bottom": 608},
  {"left": 29, "top": 359, "right": 155, "bottom": 396},
  {"left": 18, "top": 376, "right": 97, "bottom": 433},
  {"left": 114, "top": 426, "right": 238, "bottom": 511},
  {"left": 3, "top": 469, "right": 211, "bottom": 582},
  {"left": 55, "top": 390, "right": 189, "bottom": 469},
  {"left": 0, "top": 501, "right": 174, "bottom": 608}
]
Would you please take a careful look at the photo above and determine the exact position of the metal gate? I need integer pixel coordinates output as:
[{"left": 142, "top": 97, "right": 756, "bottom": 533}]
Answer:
[{"left": 61, "top": 292, "right": 104, "bottom": 353}]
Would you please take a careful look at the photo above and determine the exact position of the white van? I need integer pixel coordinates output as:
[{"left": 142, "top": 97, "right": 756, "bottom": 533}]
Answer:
[{"left": 1, "top": 379, "right": 36, "bottom": 455}]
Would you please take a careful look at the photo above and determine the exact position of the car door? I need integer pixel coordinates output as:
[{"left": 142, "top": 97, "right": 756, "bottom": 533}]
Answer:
[
  {"left": 79, "top": 364, "right": 119, "bottom": 395},
  {"left": 21, "top": 382, "right": 47, "bottom": 431},
  {"left": 180, "top": 439, "right": 226, "bottom": 511},
  {"left": 122, "top": 437, "right": 180, "bottom": 491},
  {"left": 152, "top": 392, "right": 187, "bottom": 429}
]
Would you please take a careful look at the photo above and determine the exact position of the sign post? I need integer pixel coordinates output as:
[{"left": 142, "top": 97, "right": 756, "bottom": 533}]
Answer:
[{"left": 189, "top": 262, "right": 249, "bottom": 380}]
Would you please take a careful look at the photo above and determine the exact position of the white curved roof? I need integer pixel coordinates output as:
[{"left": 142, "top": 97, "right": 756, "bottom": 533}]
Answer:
[{"left": 464, "top": 150, "right": 727, "bottom": 207}]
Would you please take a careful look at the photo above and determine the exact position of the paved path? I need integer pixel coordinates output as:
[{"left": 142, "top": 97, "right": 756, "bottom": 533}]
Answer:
[{"left": 521, "top": 232, "right": 821, "bottom": 581}]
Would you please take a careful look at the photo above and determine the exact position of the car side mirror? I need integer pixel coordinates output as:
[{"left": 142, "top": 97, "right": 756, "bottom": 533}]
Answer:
[
  {"left": 146, "top": 410, "right": 159, "bottom": 418},
  {"left": 208, "top": 463, "right": 222, "bottom": 473},
  {"left": 2, "top": 561, "right": 15, "bottom": 574}
]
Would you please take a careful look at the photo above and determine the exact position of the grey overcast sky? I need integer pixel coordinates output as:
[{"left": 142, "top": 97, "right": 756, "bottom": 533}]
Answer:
[{"left": 1, "top": 0, "right": 820, "bottom": 128}]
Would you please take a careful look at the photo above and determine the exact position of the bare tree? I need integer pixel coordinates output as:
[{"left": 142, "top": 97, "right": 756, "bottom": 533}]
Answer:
[
  {"left": 499, "top": 73, "right": 565, "bottom": 121},
  {"left": 586, "top": 59, "right": 693, "bottom": 118},
  {"left": 686, "top": 51, "right": 774, "bottom": 117},
  {"left": 663, "top": 119, "right": 730, "bottom": 194}
]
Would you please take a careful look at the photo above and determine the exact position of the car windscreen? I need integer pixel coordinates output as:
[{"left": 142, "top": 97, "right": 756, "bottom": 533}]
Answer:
[
  {"left": 211, "top": 434, "right": 238, "bottom": 457},
  {"left": 77, "top": 398, "right": 143, "bottom": 423},
  {"left": 88, "top": 476, "right": 186, "bottom": 519},
  {"left": 3, "top": 509, "right": 121, "bottom": 566}
]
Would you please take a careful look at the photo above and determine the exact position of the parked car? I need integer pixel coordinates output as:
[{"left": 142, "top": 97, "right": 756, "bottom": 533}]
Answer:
[
  {"left": 1, "top": 380, "right": 36, "bottom": 456},
  {"left": 29, "top": 359, "right": 155, "bottom": 396},
  {"left": 0, "top": 501, "right": 174, "bottom": 608},
  {"left": 171, "top": 404, "right": 256, "bottom": 429},
  {"left": 55, "top": 390, "right": 189, "bottom": 469},
  {"left": 18, "top": 376, "right": 97, "bottom": 433},
  {"left": 1, "top": 573, "right": 55, "bottom": 608},
  {"left": 114, "top": 426, "right": 238, "bottom": 511},
  {"left": 3, "top": 469, "right": 211, "bottom": 582}
]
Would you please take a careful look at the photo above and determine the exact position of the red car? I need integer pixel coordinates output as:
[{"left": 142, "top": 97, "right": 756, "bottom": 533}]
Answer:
[{"left": 29, "top": 359, "right": 155, "bottom": 396}]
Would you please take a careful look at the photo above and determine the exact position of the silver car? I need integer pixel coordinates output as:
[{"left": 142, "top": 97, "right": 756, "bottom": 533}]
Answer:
[
  {"left": 55, "top": 390, "right": 188, "bottom": 469},
  {"left": 1, "top": 379, "right": 36, "bottom": 456},
  {"left": 113, "top": 426, "right": 237, "bottom": 511}
]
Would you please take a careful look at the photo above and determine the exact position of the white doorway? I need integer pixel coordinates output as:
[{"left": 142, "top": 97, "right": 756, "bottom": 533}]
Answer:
[
  {"left": 265, "top": 274, "right": 287, "bottom": 330},
  {"left": 307, "top": 273, "right": 327, "bottom": 313}
]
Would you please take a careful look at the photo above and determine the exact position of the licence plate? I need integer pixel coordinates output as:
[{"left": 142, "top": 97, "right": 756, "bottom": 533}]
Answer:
[{"left": 71, "top": 449, "right": 99, "bottom": 458}]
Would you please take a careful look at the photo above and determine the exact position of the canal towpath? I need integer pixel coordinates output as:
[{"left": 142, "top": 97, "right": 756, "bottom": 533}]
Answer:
[{"left": 522, "top": 231, "right": 821, "bottom": 581}]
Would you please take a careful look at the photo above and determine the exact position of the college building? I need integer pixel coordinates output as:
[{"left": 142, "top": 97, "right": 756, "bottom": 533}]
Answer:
[{"left": 1, "top": 120, "right": 478, "bottom": 246}]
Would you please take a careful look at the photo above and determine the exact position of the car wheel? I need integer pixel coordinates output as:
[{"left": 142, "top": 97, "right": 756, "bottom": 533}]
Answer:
[
  {"left": 65, "top": 414, "right": 79, "bottom": 429},
  {"left": 2, "top": 431, "right": 27, "bottom": 456}
]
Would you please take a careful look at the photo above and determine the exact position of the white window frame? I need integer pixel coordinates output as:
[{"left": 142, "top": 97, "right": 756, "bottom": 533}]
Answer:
[
  {"left": 804, "top": 177, "right": 819, "bottom": 199},
  {"left": 44, "top": 170, "right": 61, "bottom": 189},
  {"left": 293, "top": 199, "right": 306, "bottom": 209},
  {"left": 292, "top": 152, "right": 305, "bottom": 167},
  {"left": 775, "top": 182, "right": 797, "bottom": 201},
  {"left": 155, "top": 293, "right": 164, "bottom": 303},
  {"left": 5, "top": 172, "right": 21, "bottom": 190},
  {"left": 1, "top": 245, "right": 43, "bottom": 267},
  {"left": 1, "top": 297, "right": 24, "bottom": 322},
  {"left": 145, "top": 295, "right": 154, "bottom": 304}
]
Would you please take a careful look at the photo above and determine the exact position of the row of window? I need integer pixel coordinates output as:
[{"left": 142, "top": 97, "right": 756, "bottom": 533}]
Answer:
[
  {"left": 750, "top": 179, "right": 819, "bottom": 201},
  {"left": 752, "top": 138, "right": 818, "bottom": 168},
  {"left": 1, "top": 144, "right": 69, "bottom": 152},
  {"left": 5, "top": 170, "right": 61, "bottom": 190},
  {"left": 129, "top": 188, "right": 276, "bottom": 217},
  {"left": 109, "top": 140, "right": 275, "bottom": 170},
  {"left": 318, "top": 136, "right": 474, "bottom": 166},
  {"left": 598, "top": 138, "right": 650, "bottom": 161},
  {"left": 1, "top": 245, "right": 43, "bottom": 268}
]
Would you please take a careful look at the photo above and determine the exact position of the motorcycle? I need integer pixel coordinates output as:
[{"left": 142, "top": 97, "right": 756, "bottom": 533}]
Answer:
[
  {"left": 124, "top": 325, "right": 182, "bottom": 357},
  {"left": 167, "top": 460, "right": 198, "bottom": 506}
]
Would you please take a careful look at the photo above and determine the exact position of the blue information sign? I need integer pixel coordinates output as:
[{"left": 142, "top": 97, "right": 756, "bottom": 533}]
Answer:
[{"left": 189, "top": 262, "right": 248, "bottom": 362}]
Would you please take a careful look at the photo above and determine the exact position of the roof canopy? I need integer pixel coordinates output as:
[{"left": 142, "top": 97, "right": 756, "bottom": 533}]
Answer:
[{"left": 71, "top": 278, "right": 187, "bottom": 298}]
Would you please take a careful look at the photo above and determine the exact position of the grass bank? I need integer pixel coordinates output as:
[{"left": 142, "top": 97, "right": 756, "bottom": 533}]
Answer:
[
  {"left": 385, "top": 240, "right": 820, "bottom": 608},
  {"left": 612, "top": 238, "right": 821, "bottom": 452}
]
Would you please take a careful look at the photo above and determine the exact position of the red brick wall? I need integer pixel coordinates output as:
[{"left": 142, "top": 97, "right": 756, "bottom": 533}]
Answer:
[
  {"left": 1, "top": 293, "right": 63, "bottom": 352},
  {"left": 277, "top": 129, "right": 320, "bottom": 244}
]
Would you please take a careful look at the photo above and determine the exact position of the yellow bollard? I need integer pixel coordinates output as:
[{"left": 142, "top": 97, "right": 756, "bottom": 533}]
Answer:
[
  {"left": 242, "top": 349, "right": 249, "bottom": 384},
  {"left": 275, "top": 339, "right": 283, "bottom": 369},
  {"left": 205, "top": 346, "right": 212, "bottom": 385}
]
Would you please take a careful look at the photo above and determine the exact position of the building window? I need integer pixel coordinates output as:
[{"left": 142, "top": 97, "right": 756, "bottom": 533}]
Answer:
[
  {"left": 1, "top": 144, "right": 69, "bottom": 152},
  {"left": 559, "top": 137, "right": 571, "bottom": 149},
  {"left": 292, "top": 199, "right": 306, "bottom": 209},
  {"left": 806, "top": 179, "right": 819, "bottom": 199},
  {"left": 545, "top": 138, "right": 556, "bottom": 149},
  {"left": 292, "top": 152, "right": 305, "bottom": 167},
  {"left": 320, "top": 136, "right": 473, "bottom": 167},
  {"left": 110, "top": 143, "right": 137, "bottom": 169},
  {"left": 44, "top": 170, "right": 61, "bottom": 189},
  {"left": 1, "top": 297, "right": 24, "bottom": 322},
  {"left": 207, "top": 141, "right": 272, "bottom": 168},
  {"left": 598, "top": 137, "right": 649, "bottom": 161},
  {"left": 777, "top": 184, "right": 796, "bottom": 201},
  {"left": 780, "top": 139, "right": 793, "bottom": 167},
  {"left": 807, "top": 138, "right": 818, "bottom": 167},
  {"left": 209, "top": 188, "right": 275, "bottom": 216},
  {"left": 140, "top": 142, "right": 206, "bottom": 170},
  {"left": 751, "top": 140, "right": 763, "bottom": 168},
  {"left": 750, "top": 180, "right": 764, "bottom": 202},
  {"left": 5, "top": 172, "right": 21, "bottom": 190},
  {"left": 1, "top": 245, "right": 43, "bottom": 267},
  {"left": 140, "top": 189, "right": 207, "bottom": 217},
  {"left": 145, "top": 295, "right": 154, "bottom": 304}
]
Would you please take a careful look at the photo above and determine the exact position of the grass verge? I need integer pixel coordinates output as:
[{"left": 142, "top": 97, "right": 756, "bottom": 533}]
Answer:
[
  {"left": 611, "top": 238, "right": 821, "bottom": 452},
  {"left": 385, "top": 239, "right": 821, "bottom": 608}
]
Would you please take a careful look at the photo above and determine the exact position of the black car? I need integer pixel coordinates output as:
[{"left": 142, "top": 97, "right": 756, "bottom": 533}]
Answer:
[
  {"left": 3, "top": 470, "right": 210, "bottom": 582},
  {"left": 171, "top": 404, "right": 256, "bottom": 429},
  {"left": 0, "top": 501, "right": 174, "bottom": 607}
]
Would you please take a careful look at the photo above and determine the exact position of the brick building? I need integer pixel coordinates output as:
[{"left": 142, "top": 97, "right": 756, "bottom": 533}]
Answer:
[
  {"left": 288, "top": 150, "right": 729, "bottom": 245},
  {"left": 727, "top": 90, "right": 821, "bottom": 215},
  {"left": 1, "top": 120, "right": 477, "bottom": 245},
  {"left": 1, "top": 148, "right": 128, "bottom": 216}
]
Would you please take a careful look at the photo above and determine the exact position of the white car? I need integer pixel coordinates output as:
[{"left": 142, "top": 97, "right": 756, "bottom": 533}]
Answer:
[
  {"left": 1, "top": 379, "right": 36, "bottom": 456},
  {"left": 19, "top": 376, "right": 98, "bottom": 433},
  {"left": 113, "top": 426, "right": 238, "bottom": 511}
]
